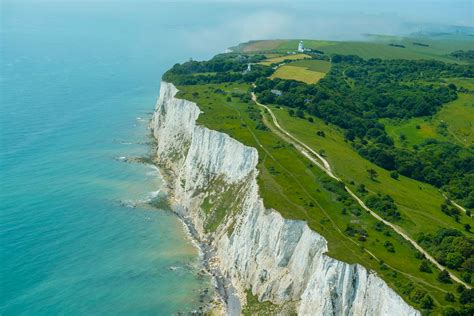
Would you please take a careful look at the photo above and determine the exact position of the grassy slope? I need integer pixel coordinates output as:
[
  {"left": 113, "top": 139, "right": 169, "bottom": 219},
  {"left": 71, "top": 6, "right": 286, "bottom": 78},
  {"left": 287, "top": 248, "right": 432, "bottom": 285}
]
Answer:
[
  {"left": 269, "top": 60, "right": 331, "bottom": 84},
  {"left": 270, "top": 65, "right": 326, "bottom": 84},
  {"left": 383, "top": 78, "right": 474, "bottom": 147},
  {"left": 290, "top": 59, "right": 332, "bottom": 72},
  {"left": 259, "top": 53, "right": 310, "bottom": 66},
  {"left": 269, "top": 106, "right": 472, "bottom": 236},
  {"left": 176, "top": 82, "right": 464, "bottom": 313}
]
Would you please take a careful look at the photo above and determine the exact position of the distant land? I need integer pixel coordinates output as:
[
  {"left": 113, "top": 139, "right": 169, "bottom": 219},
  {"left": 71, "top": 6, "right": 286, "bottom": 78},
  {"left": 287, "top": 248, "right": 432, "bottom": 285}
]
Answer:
[
  {"left": 231, "top": 34, "right": 474, "bottom": 63},
  {"left": 153, "top": 33, "right": 474, "bottom": 314}
]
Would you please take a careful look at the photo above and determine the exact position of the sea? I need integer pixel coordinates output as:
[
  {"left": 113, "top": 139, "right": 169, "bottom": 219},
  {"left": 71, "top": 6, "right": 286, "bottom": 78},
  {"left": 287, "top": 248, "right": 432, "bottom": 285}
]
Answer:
[{"left": 0, "top": 1, "right": 266, "bottom": 314}]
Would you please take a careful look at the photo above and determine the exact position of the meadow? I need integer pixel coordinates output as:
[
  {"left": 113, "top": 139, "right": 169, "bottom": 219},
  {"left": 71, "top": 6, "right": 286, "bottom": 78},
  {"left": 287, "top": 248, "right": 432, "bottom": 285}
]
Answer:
[
  {"left": 383, "top": 78, "right": 474, "bottom": 147},
  {"left": 270, "top": 60, "right": 331, "bottom": 84},
  {"left": 259, "top": 53, "right": 310, "bottom": 66}
]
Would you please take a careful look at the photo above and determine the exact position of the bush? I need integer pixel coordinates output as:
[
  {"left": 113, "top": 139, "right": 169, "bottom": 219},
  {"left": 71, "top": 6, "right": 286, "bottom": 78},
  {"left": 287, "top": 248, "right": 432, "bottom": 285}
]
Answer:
[
  {"left": 365, "top": 194, "right": 401, "bottom": 221},
  {"left": 443, "top": 307, "right": 459, "bottom": 316},
  {"left": 437, "top": 270, "right": 451, "bottom": 283},
  {"left": 460, "top": 288, "right": 474, "bottom": 305},
  {"left": 461, "top": 272, "right": 472, "bottom": 284},
  {"left": 444, "top": 292, "right": 455, "bottom": 302},
  {"left": 419, "top": 260, "right": 432, "bottom": 273},
  {"left": 390, "top": 171, "right": 399, "bottom": 180},
  {"left": 345, "top": 224, "right": 368, "bottom": 239},
  {"left": 384, "top": 241, "right": 395, "bottom": 253},
  {"left": 420, "top": 294, "right": 434, "bottom": 309}
]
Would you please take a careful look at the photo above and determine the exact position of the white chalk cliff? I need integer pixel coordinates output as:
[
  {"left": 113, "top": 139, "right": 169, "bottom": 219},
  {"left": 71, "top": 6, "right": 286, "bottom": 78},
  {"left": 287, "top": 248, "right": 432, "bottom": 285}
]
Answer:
[{"left": 151, "top": 81, "right": 420, "bottom": 316}]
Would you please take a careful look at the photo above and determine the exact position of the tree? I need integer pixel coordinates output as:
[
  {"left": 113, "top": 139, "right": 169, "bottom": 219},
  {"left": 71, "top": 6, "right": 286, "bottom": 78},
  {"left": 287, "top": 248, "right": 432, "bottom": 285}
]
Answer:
[
  {"left": 419, "top": 260, "right": 432, "bottom": 273},
  {"left": 461, "top": 272, "right": 472, "bottom": 284},
  {"left": 464, "top": 223, "right": 471, "bottom": 232},
  {"left": 460, "top": 288, "right": 474, "bottom": 305},
  {"left": 344, "top": 129, "right": 355, "bottom": 141},
  {"left": 442, "top": 307, "right": 459, "bottom": 316},
  {"left": 357, "top": 184, "right": 367, "bottom": 194},
  {"left": 438, "top": 270, "right": 451, "bottom": 283},
  {"left": 296, "top": 108, "right": 305, "bottom": 118},
  {"left": 444, "top": 292, "right": 455, "bottom": 302},
  {"left": 456, "top": 284, "right": 466, "bottom": 293},
  {"left": 446, "top": 253, "right": 464, "bottom": 269},
  {"left": 384, "top": 241, "right": 395, "bottom": 253},
  {"left": 420, "top": 294, "right": 434, "bottom": 309},
  {"left": 463, "top": 258, "right": 474, "bottom": 273},
  {"left": 390, "top": 171, "right": 399, "bottom": 180},
  {"left": 367, "top": 168, "right": 378, "bottom": 181}
]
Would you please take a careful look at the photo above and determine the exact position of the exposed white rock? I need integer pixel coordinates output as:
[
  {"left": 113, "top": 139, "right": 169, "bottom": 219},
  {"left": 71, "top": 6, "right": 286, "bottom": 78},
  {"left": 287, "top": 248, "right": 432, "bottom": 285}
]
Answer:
[{"left": 151, "top": 81, "right": 420, "bottom": 316}]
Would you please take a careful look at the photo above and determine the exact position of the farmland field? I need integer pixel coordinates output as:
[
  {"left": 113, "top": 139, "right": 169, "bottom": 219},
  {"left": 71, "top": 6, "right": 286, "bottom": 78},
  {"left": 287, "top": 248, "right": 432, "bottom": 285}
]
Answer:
[
  {"left": 290, "top": 59, "right": 332, "bottom": 72},
  {"left": 270, "top": 64, "right": 327, "bottom": 84},
  {"left": 259, "top": 53, "right": 310, "bottom": 66}
]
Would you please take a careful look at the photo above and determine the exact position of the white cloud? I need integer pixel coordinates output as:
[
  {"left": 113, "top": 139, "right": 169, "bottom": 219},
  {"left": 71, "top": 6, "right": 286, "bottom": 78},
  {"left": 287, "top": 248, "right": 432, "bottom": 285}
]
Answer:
[{"left": 178, "top": 10, "right": 295, "bottom": 54}]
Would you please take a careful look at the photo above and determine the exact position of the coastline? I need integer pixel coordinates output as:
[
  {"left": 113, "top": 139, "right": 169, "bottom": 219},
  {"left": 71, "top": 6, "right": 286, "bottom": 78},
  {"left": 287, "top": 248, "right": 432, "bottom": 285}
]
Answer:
[
  {"left": 151, "top": 160, "right": 242, "bottom": 315},
  {"left": 147, "top": 81, "right": 422, "bottom": 315}
]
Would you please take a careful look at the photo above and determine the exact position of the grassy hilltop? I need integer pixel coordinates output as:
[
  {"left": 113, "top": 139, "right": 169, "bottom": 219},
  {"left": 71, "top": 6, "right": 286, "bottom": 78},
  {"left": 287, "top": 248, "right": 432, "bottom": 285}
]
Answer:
[
  {"left": 233, "top": 34, "right": 474, "bottom": 63},
  {"left": 163, "top": 34, "right": 474, "bottom": 314}
]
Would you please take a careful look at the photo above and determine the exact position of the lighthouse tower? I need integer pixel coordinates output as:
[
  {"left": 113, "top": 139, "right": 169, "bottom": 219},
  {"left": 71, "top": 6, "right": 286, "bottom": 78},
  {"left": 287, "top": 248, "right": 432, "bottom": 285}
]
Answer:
[{"left": 298, "top": 40, "right": 304, "bottom": 52}]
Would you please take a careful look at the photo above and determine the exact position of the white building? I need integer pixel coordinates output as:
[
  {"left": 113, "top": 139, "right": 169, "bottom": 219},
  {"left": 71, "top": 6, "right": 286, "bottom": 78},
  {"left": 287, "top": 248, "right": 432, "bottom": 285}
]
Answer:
[
  {"left": 243, "top": 63, "right": 252, "bottom": 74},
  {"left": 298, "top": 40, "right": 304, "bottom": 52}
]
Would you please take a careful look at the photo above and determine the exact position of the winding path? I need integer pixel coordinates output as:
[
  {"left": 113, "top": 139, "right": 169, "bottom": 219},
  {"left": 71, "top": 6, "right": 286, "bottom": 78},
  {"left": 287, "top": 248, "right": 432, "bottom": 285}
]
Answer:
[{"left": 251, "top": 92, "right": 471, "bottom": 289}]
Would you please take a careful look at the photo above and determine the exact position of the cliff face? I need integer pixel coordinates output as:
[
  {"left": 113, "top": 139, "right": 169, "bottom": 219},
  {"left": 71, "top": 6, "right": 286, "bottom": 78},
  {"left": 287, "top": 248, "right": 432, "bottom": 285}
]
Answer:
[{"left": 151, "top": 82, "right": 420, "bottom": 316}]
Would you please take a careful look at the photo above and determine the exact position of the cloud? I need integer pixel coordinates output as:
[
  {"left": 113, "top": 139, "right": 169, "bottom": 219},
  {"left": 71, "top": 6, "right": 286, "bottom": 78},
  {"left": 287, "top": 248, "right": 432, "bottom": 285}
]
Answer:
[
  {"left": 178, "top": 10, "right": 294, "bottom": 54},
  {"left": 167, "top": 1, "right": 473, "bottom": 56},
  {"left": 177, "top": 9, "right": 415, "bottom": 54}
]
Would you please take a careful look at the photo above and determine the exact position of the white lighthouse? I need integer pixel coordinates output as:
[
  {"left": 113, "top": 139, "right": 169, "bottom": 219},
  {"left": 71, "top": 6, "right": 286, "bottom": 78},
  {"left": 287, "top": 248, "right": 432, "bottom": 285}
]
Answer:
[{"left": 298, "top": 40, "right": 304, "bottom": 52}]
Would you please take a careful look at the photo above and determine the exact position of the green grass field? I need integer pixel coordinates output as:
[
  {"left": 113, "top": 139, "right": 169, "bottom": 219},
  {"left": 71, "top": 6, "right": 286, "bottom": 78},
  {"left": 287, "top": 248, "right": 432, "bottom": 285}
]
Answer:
[
  {"left": 259, "top": 53, "right": 310, "bottom": 66},
  {"left": 437, "top": 93, "right": 474, "bottom": 146},
  {"left": 236, "top": 35, "right": 474, "bottom": 62},
  {"left": 175, "top": 82, "right": 466, "bottom": 313},
  {"left": 290, "top": 59, "right": 332, "bottom": 72},
  {"left": 382, "top": 117, "right": 448, "bottom": 147},
  {"left": 268, "top": 107, "right": 472, "bottom": 237},
  {"left": 382, "top": 78, "right": 474, "bottom": 147},
  {"left": 270, "top": 65, "right": 326, "bottom": 84}
]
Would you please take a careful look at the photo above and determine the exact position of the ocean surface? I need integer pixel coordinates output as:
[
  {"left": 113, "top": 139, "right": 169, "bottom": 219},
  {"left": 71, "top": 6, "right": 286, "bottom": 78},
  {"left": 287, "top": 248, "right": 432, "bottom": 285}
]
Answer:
[{"left": 0, "top": 1, "right": 266, "bottom": 314}]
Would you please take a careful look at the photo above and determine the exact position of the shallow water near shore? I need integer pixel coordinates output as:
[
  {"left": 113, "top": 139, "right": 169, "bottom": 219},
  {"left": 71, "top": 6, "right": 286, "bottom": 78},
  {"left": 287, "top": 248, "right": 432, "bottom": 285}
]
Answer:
[{"left": 0, "top": 1, "right": 234, "bottom": 314}]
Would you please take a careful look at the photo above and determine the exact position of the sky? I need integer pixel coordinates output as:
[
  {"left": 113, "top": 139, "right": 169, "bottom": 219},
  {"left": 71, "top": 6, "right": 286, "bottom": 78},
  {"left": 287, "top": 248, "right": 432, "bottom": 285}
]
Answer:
[
  {"left": 173, "top": 0, "right": 473, "bottom": 53},
  {"left": 2, "top": 0, "right": 473, "bottom": 56},
  {"left": 6, "top": 0, "right": 473, "bottom": 28}
]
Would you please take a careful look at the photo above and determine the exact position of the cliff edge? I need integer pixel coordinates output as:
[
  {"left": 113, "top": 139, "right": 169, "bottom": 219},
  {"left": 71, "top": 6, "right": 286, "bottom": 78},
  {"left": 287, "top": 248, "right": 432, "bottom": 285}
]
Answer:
[{"left": 151, "top": 81, "right": 420, "bottom": 315}]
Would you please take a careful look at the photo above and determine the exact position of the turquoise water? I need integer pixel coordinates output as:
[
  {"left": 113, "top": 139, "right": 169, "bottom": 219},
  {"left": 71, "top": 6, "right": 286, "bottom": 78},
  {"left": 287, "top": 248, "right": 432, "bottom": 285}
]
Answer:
[{"left": 0, "top": 1, "right": 265, "bottom": 314}]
